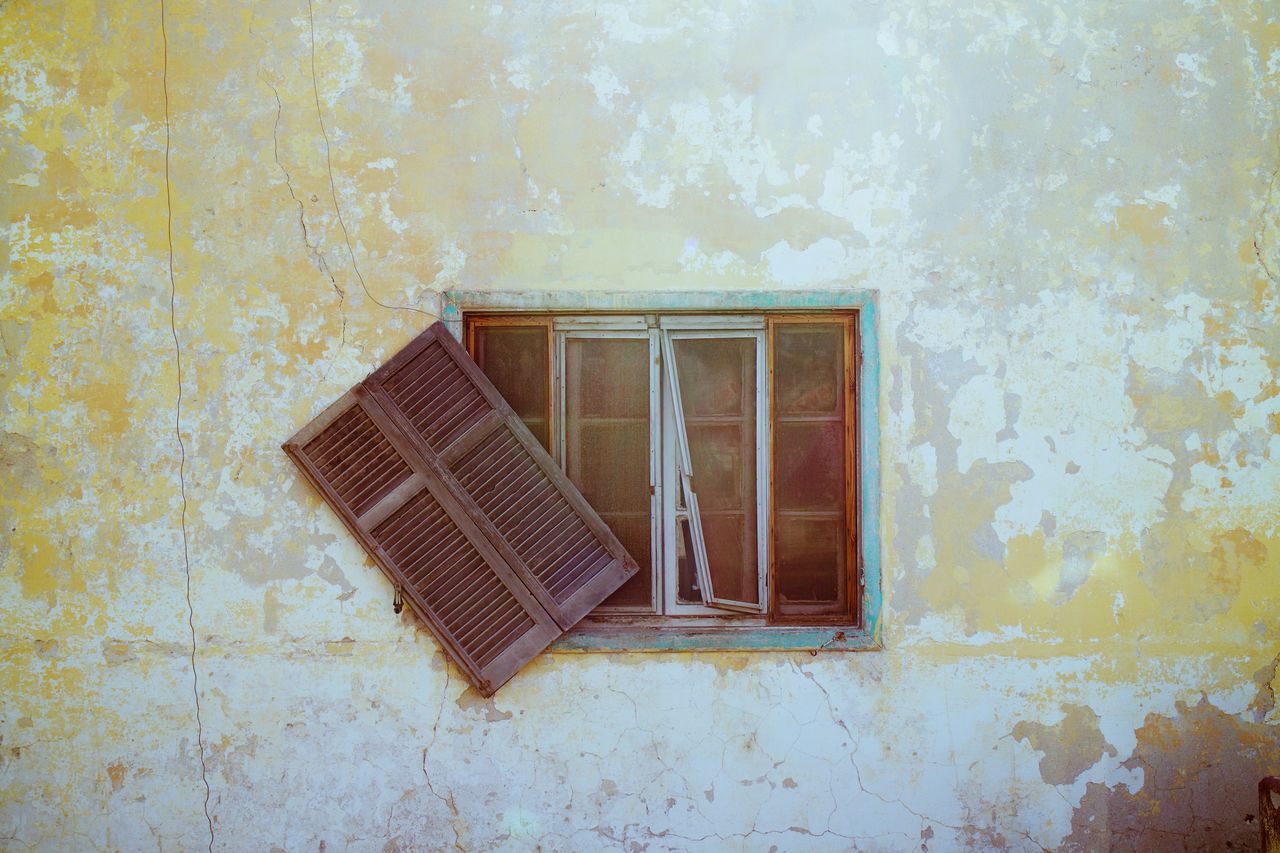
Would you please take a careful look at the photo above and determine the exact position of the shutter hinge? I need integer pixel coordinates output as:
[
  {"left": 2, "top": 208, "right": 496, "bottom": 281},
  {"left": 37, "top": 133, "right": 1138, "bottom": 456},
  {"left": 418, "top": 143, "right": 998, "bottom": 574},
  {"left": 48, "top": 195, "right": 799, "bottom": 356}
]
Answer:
[{"left": 393, "top": 585, "right": 404, "bottom": 614}]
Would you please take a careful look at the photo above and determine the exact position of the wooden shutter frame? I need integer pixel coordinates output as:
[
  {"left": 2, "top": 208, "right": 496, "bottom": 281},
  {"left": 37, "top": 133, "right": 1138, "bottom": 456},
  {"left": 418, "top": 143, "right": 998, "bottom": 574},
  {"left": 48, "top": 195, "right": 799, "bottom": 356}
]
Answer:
[
  {"left": 284, "top": 390, "right": 561, "bottom": 694},
  {"left": 284, "top": 323, "right": 639, "bottom": 695}
]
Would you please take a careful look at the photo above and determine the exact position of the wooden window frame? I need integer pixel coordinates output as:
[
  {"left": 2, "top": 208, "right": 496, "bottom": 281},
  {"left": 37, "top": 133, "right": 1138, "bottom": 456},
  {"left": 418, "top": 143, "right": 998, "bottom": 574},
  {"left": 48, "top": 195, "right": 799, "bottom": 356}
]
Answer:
[{"left": 446, "top": 290, "right": 882, "bottom": 654}]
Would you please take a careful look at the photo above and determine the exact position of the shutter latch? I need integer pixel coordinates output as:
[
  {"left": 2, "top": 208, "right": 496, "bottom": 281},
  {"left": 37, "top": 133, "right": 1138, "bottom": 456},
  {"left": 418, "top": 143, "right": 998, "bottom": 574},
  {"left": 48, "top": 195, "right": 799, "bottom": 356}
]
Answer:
[
  {"left": 810, "top": 631, "right": 846, "bottom": 656},
  {"left": 393, "top": 585, "right": 404, "bottom": 615}
]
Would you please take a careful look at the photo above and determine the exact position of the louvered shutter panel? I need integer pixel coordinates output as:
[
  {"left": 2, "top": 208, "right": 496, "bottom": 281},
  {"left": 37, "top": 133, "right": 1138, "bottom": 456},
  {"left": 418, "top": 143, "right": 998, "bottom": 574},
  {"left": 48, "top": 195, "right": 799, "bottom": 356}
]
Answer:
[{"left": 284, "top": 323, "right": 638, "bottom": 696}]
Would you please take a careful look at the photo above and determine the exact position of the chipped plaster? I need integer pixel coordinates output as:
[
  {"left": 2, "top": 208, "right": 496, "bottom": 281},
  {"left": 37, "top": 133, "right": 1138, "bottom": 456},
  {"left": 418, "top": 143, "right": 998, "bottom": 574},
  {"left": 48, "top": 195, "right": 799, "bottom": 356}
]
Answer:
[{"left": 1, "top": 0, "right": 1278, "bottom": 849}]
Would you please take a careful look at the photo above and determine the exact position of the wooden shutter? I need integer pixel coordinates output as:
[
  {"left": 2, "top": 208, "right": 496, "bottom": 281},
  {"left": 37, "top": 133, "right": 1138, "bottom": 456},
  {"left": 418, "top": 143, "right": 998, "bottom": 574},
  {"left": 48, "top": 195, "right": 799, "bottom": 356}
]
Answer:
[{"left": 284, "top": 323, "right": 639, "bottom": 695}]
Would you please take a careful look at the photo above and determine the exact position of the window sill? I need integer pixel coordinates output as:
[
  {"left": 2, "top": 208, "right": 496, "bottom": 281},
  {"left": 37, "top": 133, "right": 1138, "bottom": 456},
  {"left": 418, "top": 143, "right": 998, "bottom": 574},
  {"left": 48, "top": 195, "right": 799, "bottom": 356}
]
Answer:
[{"left": 550, "top": 622, "right": 880, "bottom": 653}]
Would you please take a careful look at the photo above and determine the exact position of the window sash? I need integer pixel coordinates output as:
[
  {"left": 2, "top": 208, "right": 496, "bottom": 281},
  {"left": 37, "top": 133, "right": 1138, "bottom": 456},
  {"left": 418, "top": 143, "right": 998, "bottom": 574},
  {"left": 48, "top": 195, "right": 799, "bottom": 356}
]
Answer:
[
  {"left": 661, "top": 329, "right": 769, "bottom": 614},
  {"left": 555, "top": 328, "right": 662, "bottom": 613}
]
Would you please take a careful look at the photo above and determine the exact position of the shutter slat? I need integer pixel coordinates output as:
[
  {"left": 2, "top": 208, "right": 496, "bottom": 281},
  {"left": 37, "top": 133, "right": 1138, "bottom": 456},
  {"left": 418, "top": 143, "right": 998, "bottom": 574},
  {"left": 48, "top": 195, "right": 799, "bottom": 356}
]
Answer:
[
  {"left": 410, "top": 372, "right": 470, "bottom": 424},
  {"left": 339, "top": 455, "right": 406, "bottom": 505},
  {"left": 307, "top": 410, "right": 380, "bottom": 465},
  {"left": 508, "top": 503, "right": 577, "bottom": 552},
  {"left": 544, "top": 545, "right": 602, "bottom": 596},
  {"left": 453, "top": 588, "right": 520, "bottom": 644},
  {"left": 469, "top": 463, "right": 545, "bottom": 516},
  {"left": 303, "top": 413, "right": 367, "bottom": 468},
  {"left": 284, "top": 323, "right": 637, "bottom": 696},
  {"left": 298, "top": 404, "right": 413, "bottom": 518},
  {"left": 388, "top": 345, "right": 451, "bottom": 395},
  {"left": 368, "top": 487, "right": 546, "bottom": 676},
  {"left": 505, "top": 492, "right": 571, "bottom": 534},
  {"left": 437, "top": 574, "right": 497, "bottom": 629},
  {"left": 399, "top": 529, "right": 471, "bottom": 583},
  {"left": 437, "top": 402, "right": 490, "bottom": 450},
  {"left": 383, "top": 346, "right": 450, "bottom": 401},
  {"left": 313, "top": 425, "right": 379, "bottom": 469},
  {"left": 550, "top": 551, "right": 613, "bottom": 598},
  {"left": 383, "top": 340, "right": 492, "bottom": 451},
  {"left": 451, "top": 424, "right": 616, "bottom": 603},
  {"left": 304, "top": 407, "right": 363, "bottom": 455},
  {"left": 449, "top": 435, "right": 514, "bottom": 491},
  {"left": 326, "top": 445, "right": 383, "bottom": 490},
  {"left": 526, "top": 523, "right": 596, "bottom": 573},
  {"left": 469, "top": 615, "right": 532, "bottom": 664},
  {"left": 380, "top": 502, "right": 454, "bottom": 553}
]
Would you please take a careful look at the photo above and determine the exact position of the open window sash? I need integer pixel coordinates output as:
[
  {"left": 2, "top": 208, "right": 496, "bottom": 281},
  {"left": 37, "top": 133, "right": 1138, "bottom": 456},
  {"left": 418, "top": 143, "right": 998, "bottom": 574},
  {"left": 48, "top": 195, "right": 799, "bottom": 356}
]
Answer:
[{"left": 661, "top": 331, "right": 767, "bottom": 613}]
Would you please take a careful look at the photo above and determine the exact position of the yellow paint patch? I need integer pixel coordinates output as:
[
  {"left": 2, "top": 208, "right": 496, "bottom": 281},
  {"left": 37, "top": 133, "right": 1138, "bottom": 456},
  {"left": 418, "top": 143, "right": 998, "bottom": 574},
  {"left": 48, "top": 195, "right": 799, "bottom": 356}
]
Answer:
[{"left": 1114, "top": 203, "right": 1171, "bottom": 247}]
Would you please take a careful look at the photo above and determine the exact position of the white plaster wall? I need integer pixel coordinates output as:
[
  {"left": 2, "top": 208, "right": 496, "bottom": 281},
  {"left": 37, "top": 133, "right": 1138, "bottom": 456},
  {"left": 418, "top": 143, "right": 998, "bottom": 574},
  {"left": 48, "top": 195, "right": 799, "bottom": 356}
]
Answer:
[{"left": 1, "top": 1, "right": 1277, "bottom": 850}]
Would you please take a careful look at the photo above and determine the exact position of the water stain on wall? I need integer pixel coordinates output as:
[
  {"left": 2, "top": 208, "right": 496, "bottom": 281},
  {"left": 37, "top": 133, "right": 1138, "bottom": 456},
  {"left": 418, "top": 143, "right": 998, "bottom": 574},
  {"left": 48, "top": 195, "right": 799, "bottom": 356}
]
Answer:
[
  {"left": 1062, "top": 697, "right": 1280, "bottom": 852},
  {"left": 1012, "top": 703, "right": 1118, "bottom": 786}
]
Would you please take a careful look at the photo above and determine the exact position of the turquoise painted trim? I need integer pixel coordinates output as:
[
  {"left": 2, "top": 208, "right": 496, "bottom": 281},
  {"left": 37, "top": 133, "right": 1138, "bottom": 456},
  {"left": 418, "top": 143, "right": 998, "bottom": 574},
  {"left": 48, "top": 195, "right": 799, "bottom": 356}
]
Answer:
[
  {"left": 858, "top": 293, "right": 883, "bottom": 646},
  {"left": 442, "top": 288, "right": 877, "bottom": 315},
  {"left": 552, "top": 626, "right": 879, "bottom": 653},
  {"left": 443, "top": 289, "right": 883, "bottom": 653}
]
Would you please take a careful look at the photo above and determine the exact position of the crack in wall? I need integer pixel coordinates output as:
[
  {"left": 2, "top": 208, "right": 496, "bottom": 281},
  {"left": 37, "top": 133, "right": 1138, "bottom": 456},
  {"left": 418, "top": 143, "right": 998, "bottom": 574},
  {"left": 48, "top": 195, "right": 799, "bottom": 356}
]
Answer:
[
  {"left": 160, "top": 1, "right": 214, "bottom": 849},
  {"left": 305, "top": 0, "right": 437, "bottom": 324},
  {"left": 420, "top": 664, "right": 462, "bottom": 851},
  {"left": 260, "top": 73, "right": 347, "bottom": 348},
  {"left": 791, "top": 661, "right": 1054, "bottom": 852},
  {"left": 1255, "top": 161, "right": 1279, "bottom": 287}
]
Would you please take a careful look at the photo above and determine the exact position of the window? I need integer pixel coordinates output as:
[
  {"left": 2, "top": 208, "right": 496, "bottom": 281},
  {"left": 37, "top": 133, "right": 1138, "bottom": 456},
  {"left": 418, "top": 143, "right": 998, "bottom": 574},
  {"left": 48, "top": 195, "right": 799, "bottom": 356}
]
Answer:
[
  {"left": 284, "top": 294, "right": 879, "bottom": 698},
  {"left": 452, "top": 291, "right": 881, "bottom": 653}
]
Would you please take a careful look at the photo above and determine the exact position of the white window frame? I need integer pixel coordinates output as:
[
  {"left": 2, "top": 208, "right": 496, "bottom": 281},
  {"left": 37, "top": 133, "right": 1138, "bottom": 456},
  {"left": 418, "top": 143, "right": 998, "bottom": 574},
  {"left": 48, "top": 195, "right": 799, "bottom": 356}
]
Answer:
[
  {"left": 553, "top": 324, "right": 662, "bottom": 613},
  {"left": 550, "top": 315, "right": 770, "bottom": 616},
  {"left": 660, "top": 327, "right": 769, "bottom": 614}
]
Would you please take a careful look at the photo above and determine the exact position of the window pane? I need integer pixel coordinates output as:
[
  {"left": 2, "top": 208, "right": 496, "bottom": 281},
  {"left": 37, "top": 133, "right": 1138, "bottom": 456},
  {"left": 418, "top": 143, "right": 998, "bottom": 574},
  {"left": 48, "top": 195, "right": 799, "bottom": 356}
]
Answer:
[
  {"left": 700, "top": 513, "right": 754, "bottom": 602},
  {"left": 673, "top": 337, "right": 759, "bottom": 607},
  {"left": 773, "top": 323, "right": 847, "bottom": 616},
  {"left": 775, "top": 421, "right": 843, "bottom": 510},
  {"left": 776, "top": 325, "right": 842, "bottom": 416},
  {"left": 565, "top": 338, "right": 653, "bottom": 609},
  {"left": 685, "top": 424, "right": 747, "bottom": 510},
  {"left": 473, "top": 325, "right": 550, "bottom": 451},
  {"left": 672, "top": 338, "right": 749, "bottom": 417},
  {"left": 776, "top": 516, "right": 843, "bottom": 603}
]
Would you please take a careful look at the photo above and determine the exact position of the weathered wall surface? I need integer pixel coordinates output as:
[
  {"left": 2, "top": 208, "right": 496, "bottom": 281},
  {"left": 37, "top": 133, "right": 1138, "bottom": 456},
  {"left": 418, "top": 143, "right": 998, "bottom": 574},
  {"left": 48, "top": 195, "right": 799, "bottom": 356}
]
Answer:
[{"left": 2, "top": 1, "right": 1277, "bottom": 849}]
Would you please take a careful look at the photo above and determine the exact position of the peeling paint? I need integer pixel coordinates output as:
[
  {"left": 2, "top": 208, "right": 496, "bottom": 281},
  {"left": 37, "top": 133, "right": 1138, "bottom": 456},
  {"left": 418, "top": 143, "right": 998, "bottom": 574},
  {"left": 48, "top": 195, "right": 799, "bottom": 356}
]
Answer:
[
  {"left": 1013, "top": 704, "right": 1118, "bottom": 786},
  {"left": 1, "top": 0, "right": 1278, "bottom": 849}
]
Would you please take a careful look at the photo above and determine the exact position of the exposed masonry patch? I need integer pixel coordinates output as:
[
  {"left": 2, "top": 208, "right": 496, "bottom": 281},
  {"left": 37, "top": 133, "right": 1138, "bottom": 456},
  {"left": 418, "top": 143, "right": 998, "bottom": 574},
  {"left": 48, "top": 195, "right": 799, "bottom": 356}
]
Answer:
[
  {"left": 1250, "top": 651, "right": 1280, "bottom": 724},
  {"left": 261, "top": 73, "right": 348, "bottom": 347},
  {"left": 1011, "top": 703, "right": 1118, "bottom": 786},
  {"left": 1062, "top": 698, "right": 1280, "bottom": 852}
]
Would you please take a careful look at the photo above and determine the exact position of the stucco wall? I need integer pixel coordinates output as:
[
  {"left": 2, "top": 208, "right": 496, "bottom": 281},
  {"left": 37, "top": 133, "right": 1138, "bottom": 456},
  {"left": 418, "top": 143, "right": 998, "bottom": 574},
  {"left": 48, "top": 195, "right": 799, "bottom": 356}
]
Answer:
[{"left": 2, "top": 1, "right": 1278, "bottom": 850}]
